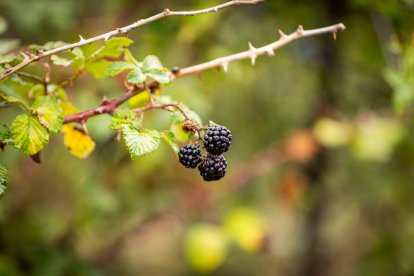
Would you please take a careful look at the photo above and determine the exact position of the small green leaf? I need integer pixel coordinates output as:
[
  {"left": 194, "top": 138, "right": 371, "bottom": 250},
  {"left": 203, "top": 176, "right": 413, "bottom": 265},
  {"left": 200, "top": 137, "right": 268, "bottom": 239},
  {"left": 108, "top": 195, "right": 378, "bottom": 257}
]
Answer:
[
  {"left": 142, "top": 55, "right": 163, "bottom": 71},
  {"left": 124, "top": 49, "right": 140, "bottom": 66},
  {"left": 121, "top": 126, "right": 160, "bottom": 159},
  {"left": 32, "top": 95, "right": 63, "bottom": 135},
  {"left": 0, "top": 53, "right": 17, "bottom": 64},
  {"left": 28, "top": 84, "right": 45, "bottom": 99},
  {"left": 105, "top": 61, "right": 136, "bottom": 77},
  {"left": 161, "top": 131, "right": 179, "bottom": 154},
  {"left": 127, "top": 69, "right": 146, "bottom": 84},
  {"left": 94, "top": 37, "right": 133, "bottom": 58},
  {"left": 51, "top": 55, "right": 72, "bottom": 67},
  {"left": 0, "top": 164, "right": 7, "bottom": 199},
  {"left": 29, "top": 41, "right": 69, "bottom": 51},
  {"left": 109, "top": 108, "right": 138, "bottom": 130},
  {"left": 0, "top": 124, "right": 14, "bottom": 147},
  {"left": 85, "top": 59, "right": 112, "bottom": 79},
  {"left": 0, "top": 92, "right": 29, "bottom": 110},
  {"left": 10, "top": 114, "right": 49, "bottom": 156},
  {"left": 146, "top": 69, "right": 171, "bottom": 84}
]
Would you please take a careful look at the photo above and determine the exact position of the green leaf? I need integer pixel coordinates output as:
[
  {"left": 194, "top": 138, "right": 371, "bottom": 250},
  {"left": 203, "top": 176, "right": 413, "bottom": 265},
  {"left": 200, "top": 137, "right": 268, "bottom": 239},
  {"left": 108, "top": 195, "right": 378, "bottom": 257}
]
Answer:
[
  {"left": 109, "top": 108, "right": 138, "bottom": 130},
  {"left": 85, "top": 59, "right": 112, "bottom": 79},
  {"left": 0, "top": 124, "right": 14, "bottom": 147},
  {"left": 161, "top": 131, "right": 179, "bottom": 154},
  {"left": 0, "top": 53, "right": 17, "bottom": 64},
  {"left": 127, "top": 69, "right": 146, "bottom": 84},
  {"left": 105, "top": 61, "right": 136, "bottom": 76},
  {"left": 124, "top": 49, "right": 140, "bottom": 66},
  {"left": 145, "top": 69, "right": 171, "bottom": 84},
  {"left": 94, "top": 37, "right": 133, "bottom": 58},
  {"left": 0, "top": 164, "right": 7, "bottom": 199},
  {"left": 142, "top": 55, "right": 163, "bottom": 71},
  {"left": 10, "top": 114, "right": 49, "bottom": 156},
  {"left": 32, "top": 95, "right": 63, "bottom": 135},
  {"left": 29, "top": 41, "right": 68, "bottom": 51},
  {"left": 121, "top": 126, "right": 160, "bottom": 159},
  {"left": 0, "top": 92, "right": 29, "bottom": 110},
  {"left": 51, "top": 55, "right": 72, "bottom": 67}
]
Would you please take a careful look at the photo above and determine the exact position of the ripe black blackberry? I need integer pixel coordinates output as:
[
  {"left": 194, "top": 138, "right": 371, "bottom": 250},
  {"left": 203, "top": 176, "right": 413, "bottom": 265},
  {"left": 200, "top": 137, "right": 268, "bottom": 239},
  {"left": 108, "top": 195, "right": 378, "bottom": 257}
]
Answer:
[
  {"left": 178, "top": 145, "right": 201, "bottom": 168},
  {"left": 198, "top": 154, "right": 227, "bottom": 181},
  {"left": 203, "top": 125, "right": 232, "bottom": 155}
]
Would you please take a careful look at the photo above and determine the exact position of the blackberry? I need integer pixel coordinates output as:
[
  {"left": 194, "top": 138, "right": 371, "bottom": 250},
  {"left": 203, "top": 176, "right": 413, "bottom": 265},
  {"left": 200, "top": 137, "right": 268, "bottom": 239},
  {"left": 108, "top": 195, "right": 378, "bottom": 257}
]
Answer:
[
  {"left": 198, "top": 154, "right": 227, "bottom": 181},
  {"left": 178, "top": 145, "right": 202, "bottom": 168},
  {"left": 203, "top": 125, "right": 232, "bottom": 155}
]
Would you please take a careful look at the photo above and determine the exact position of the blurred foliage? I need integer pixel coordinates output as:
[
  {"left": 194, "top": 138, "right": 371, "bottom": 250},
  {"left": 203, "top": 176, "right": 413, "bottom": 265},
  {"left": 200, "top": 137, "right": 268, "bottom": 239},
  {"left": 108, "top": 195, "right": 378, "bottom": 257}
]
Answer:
[{"left": 1, "top": 0, "right": 414, "bottom": 275}]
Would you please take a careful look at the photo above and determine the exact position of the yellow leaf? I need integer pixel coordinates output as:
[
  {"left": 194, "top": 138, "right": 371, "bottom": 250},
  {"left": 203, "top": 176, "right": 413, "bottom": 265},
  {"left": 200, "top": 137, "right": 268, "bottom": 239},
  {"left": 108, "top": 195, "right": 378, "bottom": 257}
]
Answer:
[
  {"left": 59, "top": 101, "right": 79, "bottom": 116},
  {"left": 62, "top": 125, "right": 95, "bottom": 159}
]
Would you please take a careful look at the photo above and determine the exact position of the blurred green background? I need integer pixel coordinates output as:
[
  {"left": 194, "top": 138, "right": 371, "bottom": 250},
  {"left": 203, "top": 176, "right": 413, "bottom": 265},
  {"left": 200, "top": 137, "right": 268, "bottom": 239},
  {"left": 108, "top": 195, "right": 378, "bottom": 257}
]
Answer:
[{"left": 1, "top": 0, "right": 414, "bottom": 275}]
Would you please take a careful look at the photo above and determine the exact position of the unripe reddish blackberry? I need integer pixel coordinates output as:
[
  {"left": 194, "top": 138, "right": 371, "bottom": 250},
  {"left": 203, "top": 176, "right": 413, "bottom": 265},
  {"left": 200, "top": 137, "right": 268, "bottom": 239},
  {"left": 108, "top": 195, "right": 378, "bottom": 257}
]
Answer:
[
  {"left": 203, "top": 125, "right": 232, "bottom": 155},
  {"left": 178, "top": 145, "right": 201, "bottom": 168},
  {"left": 198, "top": 154, "right": 227, "bottom": 181}
]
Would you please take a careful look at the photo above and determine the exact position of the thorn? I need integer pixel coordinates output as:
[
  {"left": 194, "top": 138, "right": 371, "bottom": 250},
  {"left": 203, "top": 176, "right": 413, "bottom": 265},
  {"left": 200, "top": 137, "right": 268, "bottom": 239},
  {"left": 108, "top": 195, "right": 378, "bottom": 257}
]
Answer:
[
  {"left": 214, "top": 7, "right": 218, "bottom": 12},
  {"left": 248, "top": 41, "right": 256, "bottom": 51},
  {"left": 104, "top": 34, "right": 112, "bottom": 41},
  {"left": 250, "top": 54, "right": 257, "bottom": 65},
  {"left": 296, "top": 25, "right": 304, "bottom": 35},
  {"left": 264, "top": 47, "right": 275, "bottom": 56},
  {"left": 20, "top": 51, "right": 29, "bottom": 60},
  {"left": 221, "top": 62, "right": 229, "bottom": 73},
  {"left": 332, "top": 31, "right": 337, "bottom": 40},
  {"left": 164, "top": 8, "right": 171, "bottom": 15},
  {"left": 79, "top": 35, "right": 86, "bottom": 42},
  {"left": 278, "top": 29, "right": 287, "bottom": 39}
]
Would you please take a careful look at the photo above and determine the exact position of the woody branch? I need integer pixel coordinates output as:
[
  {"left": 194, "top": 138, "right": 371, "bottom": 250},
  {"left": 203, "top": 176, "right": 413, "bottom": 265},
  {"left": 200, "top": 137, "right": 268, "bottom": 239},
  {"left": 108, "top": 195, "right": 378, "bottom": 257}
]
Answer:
[
  {"left": 0, "top": 0, "right": 264, "bottom": 81},
  {"left": 63, "top": 23, "right": 346, "bottom": 124}
]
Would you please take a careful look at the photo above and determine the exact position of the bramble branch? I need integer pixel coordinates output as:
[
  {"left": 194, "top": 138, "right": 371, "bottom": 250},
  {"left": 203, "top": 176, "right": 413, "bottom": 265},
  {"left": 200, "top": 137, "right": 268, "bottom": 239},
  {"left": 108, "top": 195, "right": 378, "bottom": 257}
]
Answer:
[
  {"left": 0, "top": 0, "right": 264, "bottom": 81},
  {"left": 63, "top": 23, "right": 346, "bottom": 124},
  {"left": 174, "top": 23, "right": 346, "bottom": 77}
]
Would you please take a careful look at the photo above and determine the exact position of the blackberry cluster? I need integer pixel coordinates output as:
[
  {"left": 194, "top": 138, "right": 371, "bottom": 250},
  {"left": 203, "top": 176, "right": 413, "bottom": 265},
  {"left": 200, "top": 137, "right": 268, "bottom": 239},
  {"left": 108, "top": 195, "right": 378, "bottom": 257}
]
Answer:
[
  {"left": 203, "top": 125, "right": 232, "bottom": 155},
  {"left": 178, "top": 145, "right": 201, "bottom": 168},
  {"left": 178, "top": 124, "right": 232, "bottom": 182},
  {"left": 198, "top": 154, "right": 227, "bottom": 181}
]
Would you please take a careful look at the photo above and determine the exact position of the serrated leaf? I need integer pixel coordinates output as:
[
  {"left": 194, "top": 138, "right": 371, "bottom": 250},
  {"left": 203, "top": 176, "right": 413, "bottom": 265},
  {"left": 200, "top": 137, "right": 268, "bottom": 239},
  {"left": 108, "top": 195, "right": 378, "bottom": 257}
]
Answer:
[
  {"left": 32, "top": 95, "right": 63, "bottom": 135},
  {"left": 85, "top": 59, "right": 112, "bottom": 79},
  {"left": 161, "top": 131, "right": 179, "bottom": 154},
  {"left": 121, "top": 126, "right": 160, "bottom": 159},
  {"left": 10, "top": 114, "right": 49, "bottom": 156},
  {"left": 28, "top": 84, "right": 45, "bottom": 99},
  {"left": 0, "top": 164, "right": 7, "bottom": 199},
  {"left": 94, "top": 37, "right": 133, "bottom": 58},
  {"left": 146, "top": 69, "right": 171, "bottom": 84},
  {"left": 62, "top": 124, "right": 95, "bottom": 159},
  {"left": 105, "top": 61, "right": 136, "bottom": 77},
  {"left": 109, "top": 108, "right": 138, "bottom": 130},
  {"left": 0, "top": 124, "right": 13, "bottom": 147},
  {"left": 142, "top": 55, "right": 163, "bottom": 71},
  {"left": 127, "top": 69, "right": 146, "bottom": 84}
]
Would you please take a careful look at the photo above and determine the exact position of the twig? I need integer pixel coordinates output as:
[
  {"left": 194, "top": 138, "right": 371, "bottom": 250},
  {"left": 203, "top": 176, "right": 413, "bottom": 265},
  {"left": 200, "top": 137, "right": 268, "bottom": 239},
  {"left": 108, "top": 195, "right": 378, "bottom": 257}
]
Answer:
[
  {"left": 63, "top": 23, "right": 346, "bottom": 124},
  {"left": 174, "top": 23, "right": 346, "bottom": 77},
  {"left": 0, "top": 0, "right": 264, "bottom": 81},
  {"left": 134, "top": 103, "right": 190, "bottom": 120}
]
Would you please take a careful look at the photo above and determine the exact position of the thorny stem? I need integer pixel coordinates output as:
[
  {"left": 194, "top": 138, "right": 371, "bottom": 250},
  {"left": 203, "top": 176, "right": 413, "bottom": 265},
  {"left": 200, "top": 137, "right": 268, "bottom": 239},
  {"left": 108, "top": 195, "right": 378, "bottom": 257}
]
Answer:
[
  {"left": 0, "top": 0, "right": 264, "bottom": 81},
  {"left": 62, "top": 23, "right": 345, "bottom": 124},
  {"left": 134, "top": 103, "right": 190, "bottom": 120}
]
